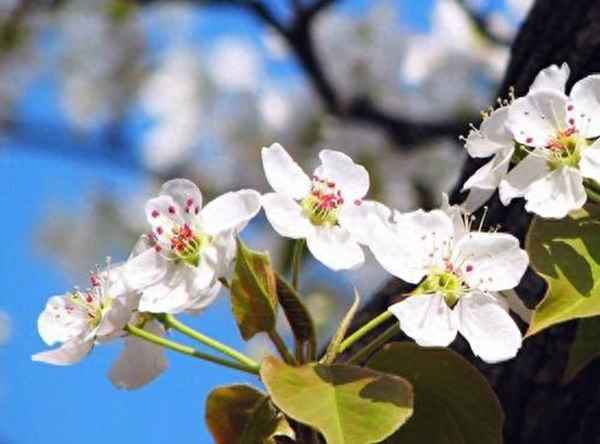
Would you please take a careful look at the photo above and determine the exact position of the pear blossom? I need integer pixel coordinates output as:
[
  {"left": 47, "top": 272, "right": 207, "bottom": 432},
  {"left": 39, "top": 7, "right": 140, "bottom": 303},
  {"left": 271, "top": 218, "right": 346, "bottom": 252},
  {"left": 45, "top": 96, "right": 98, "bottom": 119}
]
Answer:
[
  {"left": 499, "top": 63, "right": 600, "bottom": 218},
  {"left": 124, "top": 178, "right": 261, "bottom": 313},
  {"left": 369, "top": 203, "right": 529, "bottom": 363},
  {"left": 261, "top": 143, "right": 380, "bottom": 271},
  {"left": 32, "top": 263, "right": 167, "bottom": 389}
]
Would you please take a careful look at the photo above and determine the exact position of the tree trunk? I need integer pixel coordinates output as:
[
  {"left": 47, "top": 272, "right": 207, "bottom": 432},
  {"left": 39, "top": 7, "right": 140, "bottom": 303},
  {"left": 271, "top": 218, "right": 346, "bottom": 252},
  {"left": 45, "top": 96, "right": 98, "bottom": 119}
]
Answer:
[{"left": 343, "top": 1, "right": 600, "bottom": 442}]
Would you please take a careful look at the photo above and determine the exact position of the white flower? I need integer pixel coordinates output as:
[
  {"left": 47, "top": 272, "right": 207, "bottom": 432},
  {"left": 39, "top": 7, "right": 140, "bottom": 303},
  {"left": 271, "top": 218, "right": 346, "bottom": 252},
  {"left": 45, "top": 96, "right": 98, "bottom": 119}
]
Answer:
[
  {"left": 500, "top": 63, "right": 600, "bottom": 218},
  {"left": 261, "top": 143, "right": 381, "bottom": 271},
  {"left": 124, "top": 178, "right": 261, "bottom": 313},
  {"left": 461, "top": 106, "right": 514, "bottom": 212},
  {"left": 369, "top": 204, "right": 529, "bottom": 363}
]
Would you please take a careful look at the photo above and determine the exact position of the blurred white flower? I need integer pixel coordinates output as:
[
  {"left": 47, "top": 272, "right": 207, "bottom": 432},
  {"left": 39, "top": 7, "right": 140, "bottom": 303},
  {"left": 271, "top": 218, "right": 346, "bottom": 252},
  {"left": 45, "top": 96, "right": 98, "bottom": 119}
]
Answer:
[
  {"left": 259, "top": 89, "right": 292, "bottom": 131},
  {"left": 262, "top": 30, "right": 290, "bottom": 60},
  {"left": 208, "top": 38, "right": 261, "bottom": 92},
  {"left": 0, "top": 311, "right": 10, "bottom": 345}
]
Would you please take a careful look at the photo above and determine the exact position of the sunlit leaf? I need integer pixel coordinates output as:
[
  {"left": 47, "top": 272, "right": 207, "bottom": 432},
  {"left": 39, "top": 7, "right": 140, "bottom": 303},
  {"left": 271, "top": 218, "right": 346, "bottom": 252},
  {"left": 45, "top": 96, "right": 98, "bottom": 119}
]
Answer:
[
  {"left": 563, "top": 316, "right": 600, "bottom": 383},
  {"left": 261, "top": 356, "right": 413, "bottom": 444},
  {"left": 368, "top": 342, "right": 504, "bottom": 444},
  {"left": 230, "top": 238, "right": 278, "bottom": 340},
  {"left": 526, "top": 204, "right": 600, "bottom": 337}
]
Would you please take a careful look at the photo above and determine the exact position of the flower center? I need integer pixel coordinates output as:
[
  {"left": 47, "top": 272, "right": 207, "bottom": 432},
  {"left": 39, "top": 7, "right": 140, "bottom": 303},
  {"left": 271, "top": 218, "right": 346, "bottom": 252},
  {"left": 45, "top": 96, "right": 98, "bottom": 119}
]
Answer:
[
  {"left": 546, "top": 127, "right": 586, "bottom": 169},
  {"left": 68, "top": 288, "right": 111, "bottom": 329},
  {"left": 301, "top": 176, "right": 344, "bottom": 226},
  {"left": 167, "top": 223, "right": 208, "bottom": 267},
  {"left": 413, "top": 261, "right": 468, "bottom": 307}
]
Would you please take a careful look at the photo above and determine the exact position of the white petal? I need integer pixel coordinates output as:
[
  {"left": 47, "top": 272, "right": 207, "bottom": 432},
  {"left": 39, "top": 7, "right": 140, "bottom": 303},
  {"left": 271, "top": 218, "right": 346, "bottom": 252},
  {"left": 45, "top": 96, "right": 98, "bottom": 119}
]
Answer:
[
  {"left": 370, "top": 209, "right": 454, "bottom": 283},
  {"left": 306, "top": 226, "right": 364, "bottom": 271},
  {"left": 580, "top": 140, "right": 600, "bottom": 182},
  {"left": 502, "top": 289, "right": 533, "bottom": 324},
  {"left": 507, "top": 90, "right": 568, "bottom": 146},
  {"left": 200, "top": 189, "right": 261, "bottom": 235},
  {"left": 529, "top": 63, "right": 570, "bottom": 93},
  {"left": 108, "top": 320, "right": 168, "bottom": 390},
  {"left": 123, "top": 247, "right": 170, "bottom": 291},
  {"left": 465, "top": 107, "right": 513, "bottom": 158},
  {"left": 337, "top": 200, "right": 391, "bottom": 246},
  {"left": 461, "top": 188, "right": 496, "bottom": 214},
  {"left": 318, "top": 149, "right": 370, "bottom": 201},
  {"left": 160, "top": 178, "right": 203, "bottom": 223},
  {"left": 441, "top": 194, "right": 468, "bottom": 240},
  {"left": 456, "top": 291, "right": 522, "bottom": 363},
  {"left": 456, "top": 232, "right": 529, "bottom": 292},
  {"left": 261, "top": 143, "right": 311, "bottom": 199},
  {"left": 388, "top": 294, "right": 458, "bottom": 347},
  {"left": 570, "top": 75, "right": 600, "bottom": 138},
  {"left": 95, "top": 296, "right": 136, "bottom": 339},
  {"left": 145, "top": 195, "right": 184, "bottom": 241},
  {"left": 37, "top": 295, "right": 88, "bottom": 346},
  {"left": 138, "top": 265, "right": 203, "bottom": 314},
  {"left": 498, "top": 152, "right": 549, "bottom": 205},
  {"left": 524, "top": 166, "right": 587, "bottom": 218},
  {"left": 32, "top": 339, "right": 93, "bottom": 366},
  {"left": 261, "top": 192, "right": 314, "bottom": 239},
  {"left": 184, "top": 282, "right": 222, "bottom": 315},
  {"left": 462, "top": 147, "right": 512, "bottom": 191}
]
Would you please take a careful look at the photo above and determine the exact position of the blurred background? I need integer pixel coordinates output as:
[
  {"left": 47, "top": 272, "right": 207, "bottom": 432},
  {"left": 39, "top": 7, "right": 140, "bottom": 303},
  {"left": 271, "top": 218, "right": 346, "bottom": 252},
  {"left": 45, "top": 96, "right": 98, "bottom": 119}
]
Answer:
[{"left": 0, "top": 0, "right": 531, "bottom": 442}]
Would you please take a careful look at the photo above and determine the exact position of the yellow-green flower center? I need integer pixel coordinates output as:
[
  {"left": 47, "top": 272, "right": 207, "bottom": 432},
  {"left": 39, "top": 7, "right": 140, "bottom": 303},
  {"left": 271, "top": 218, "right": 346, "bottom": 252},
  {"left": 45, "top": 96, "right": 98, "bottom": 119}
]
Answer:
[
  {"left": 301, "top": 176, "right": 344, "bottom": 226},
  {"left": 547, "top": 129, "right": 587, "bottom": 170},
  {"left": 413, "top": 269, "right": 465, "bottom": 307}
]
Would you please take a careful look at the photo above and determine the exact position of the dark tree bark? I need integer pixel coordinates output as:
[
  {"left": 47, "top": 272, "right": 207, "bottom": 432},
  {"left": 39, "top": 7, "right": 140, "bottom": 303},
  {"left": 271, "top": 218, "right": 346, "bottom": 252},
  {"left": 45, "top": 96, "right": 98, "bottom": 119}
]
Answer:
[{"left": 342, "top": 1, "right": 600, "bottom": 443}]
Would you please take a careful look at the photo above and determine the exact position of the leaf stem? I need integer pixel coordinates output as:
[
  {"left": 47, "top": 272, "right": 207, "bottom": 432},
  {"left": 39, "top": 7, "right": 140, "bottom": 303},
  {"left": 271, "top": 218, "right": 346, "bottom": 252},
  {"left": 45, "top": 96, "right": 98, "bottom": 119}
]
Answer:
[
  {"left": 291, "top": 239, "right": 305, "bottom": 290},
  {"left": 161, "top": 314, "right": 260, "bottom": 370},
  {"left": 586, "top": 186, "right": 600, "bottom": 204},
  {"left": 268, "top": 329, "right": 297, "bottom": 365},
  {"left": 338, "top": 310, "right": 393, "bottom": 354},
  {"left": 124, "top": 324, "right": 259, "bottom": 375},
  {"left": 347, "top": 323, "right": 401, "bottom": 365}
]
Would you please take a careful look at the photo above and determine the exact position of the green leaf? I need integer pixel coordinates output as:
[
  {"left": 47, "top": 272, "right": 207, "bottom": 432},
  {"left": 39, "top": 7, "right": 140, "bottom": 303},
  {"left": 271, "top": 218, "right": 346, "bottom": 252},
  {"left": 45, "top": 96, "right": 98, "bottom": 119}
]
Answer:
[
  {"left": 321, "top": 290, "right": 360, "bottom": 365},
  {"left": 261, "top": 356, "right": 413, "bottom": 444},
  {"left": 275, "top": 273, "right": 317, "bottom": 361},
  {"left": 367, "top": 342, "right": 504, "bottom": 444},
  {"left": 230, "top": 238, "right": 278, "bottom": 340},
  {"left": 526, "top": 204, "right": 600, "bottom": 336},
  {"left": 206, "top": 384, "right": 294, "bottom": 444},
  {"left": 563, "top": 316, "right": 600, "bottom": 383}
]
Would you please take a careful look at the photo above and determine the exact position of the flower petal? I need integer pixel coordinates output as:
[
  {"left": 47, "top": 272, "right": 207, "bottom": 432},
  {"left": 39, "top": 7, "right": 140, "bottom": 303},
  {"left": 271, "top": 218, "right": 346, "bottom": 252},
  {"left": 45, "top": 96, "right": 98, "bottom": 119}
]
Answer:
[
  {"left": 37, "top": 295, "right": 88, "bottom": 346},
  {"left": 123, "top": 246, "right": 170, "bottom": 291},
  {"left": 108, "top": 320, "right": 168, "bottom": 390},
  {"left": 338, "top": 200, "right": 391, "bottom": 246},
  {"left": 498, "top": 152, "right": 549, "bottom": 205},
  {"left": 200, "top": 189, "right": 261, "bottom": 235},
  {"left": 160, "top": 178, "right": 203, "bottom": 223},
  {"left": 145, "top": 195, "right": 185, "bottom": 241},
  {"left": 32, "top": 339, "right": 93, "bottom": 366},
  {"left": 570, "top": 74, "right": 600, "bottom": 138},
  {"left": 462, "top": 147, "right": 512, "bottom": 191},
  {"left": 306, "top": 226, "right": 364, "bottom": 271},
  {"left": 184, "top": 282, "right": 222, "bottom": 315},
  {"left": 507, "top": 90, "right": 568, "bottom": 146},
  {"left": 461, "top": 187, "right": 496, "bottom": 214},
  {"left": 456, "top": 232, "right": 529, "bottom": 292},
  {"left": 261, "top": 192, "right": 314, "bottom": 239},
  {"left": 318, "top": 149, "right": 370, "bottom": 201},
  {"left": 524, "top": 166, "right": 587, "bottom": 218},
  {"left": 529, "top": 62, "right": 570, "bottom": 93},
  {"left": 370, "top": 209, "right": 454, "bottom": 283},
  {"left": 465, "top": 107, "right": 513, "bottom": 158},
  {"left": 580, "top": 140, "right": 600, "bottom": 182},
  {"left": 261, "top": 143, "right": 311, "bottom": 199},
  {"left": 456, "top": 291, "right": 522, "bottom": 364},
  {"left": 138, "top": 265, "right": 203, "bottom": 314},
  {"left": 388, "top": 294, "right": 458, "bottom": 347}
]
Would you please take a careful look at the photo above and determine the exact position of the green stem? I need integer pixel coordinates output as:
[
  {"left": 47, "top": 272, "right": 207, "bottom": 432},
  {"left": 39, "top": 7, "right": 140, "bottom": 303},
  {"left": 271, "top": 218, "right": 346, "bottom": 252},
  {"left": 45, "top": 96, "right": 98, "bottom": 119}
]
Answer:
[
  {"left": 347, "top": 323, "right": 400, "bottom": 365},
  {"left": 338, "top": 310, "right": 393, "bottom": 354},
  {"left": 124, "top": 324, "right": 259, "bottom": 375},
  {"left": 291, "top": 239, "right": 305, "bottom": 290},
  {"left": 161, "top": 314, "right": 260, "bottom": 370},
  {"left": 586, "top": 186, "right": 600, "bottom": 204},
  {"left": 268, "top": 330, "right": 297, "bottom": 365}
]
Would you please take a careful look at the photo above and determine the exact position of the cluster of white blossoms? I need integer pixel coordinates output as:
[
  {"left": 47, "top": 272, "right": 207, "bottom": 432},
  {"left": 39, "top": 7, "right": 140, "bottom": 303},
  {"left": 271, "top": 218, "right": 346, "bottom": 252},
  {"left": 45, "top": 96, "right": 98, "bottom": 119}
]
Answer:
[
  {"left": 47, "top": 112, "right": 600, "bottom": 378},
  {"left": 462, "top": 63, "right": 600, "bottom": 218}
]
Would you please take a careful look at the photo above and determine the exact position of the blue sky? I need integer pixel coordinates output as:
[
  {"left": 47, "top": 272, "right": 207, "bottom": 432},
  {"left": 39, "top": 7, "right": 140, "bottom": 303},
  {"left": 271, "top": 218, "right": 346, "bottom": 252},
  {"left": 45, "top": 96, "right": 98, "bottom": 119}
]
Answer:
[{"left": 0, "top": 0, "right": 509, "bottom": 442}]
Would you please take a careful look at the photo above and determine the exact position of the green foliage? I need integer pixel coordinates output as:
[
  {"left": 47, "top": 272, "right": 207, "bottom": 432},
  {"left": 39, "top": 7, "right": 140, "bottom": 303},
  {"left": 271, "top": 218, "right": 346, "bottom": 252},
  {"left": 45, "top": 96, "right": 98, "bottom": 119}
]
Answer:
[
  {"left": 564, "top": 316, "right": 600, "bottom": 383},
  {"left": 205, "top": 384, "right": 294, "bottom": 444},
  {"left": 260, "top": 356, "right": 413, "bottom": 444},
  {"left": 276, "top": 273, "right": 317, "bottom": 361},
  {"left": 321, "top": 291, "right": 360, "bottom": 365},
  {"left": 368, "top": 343, "right": 504, "bottom": 444},
  {"left": 230, "top": 238, "right": 278, "bottom": 340},
  {"left": 526, "top": 204, "right": 600, "bottom": 336}
]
